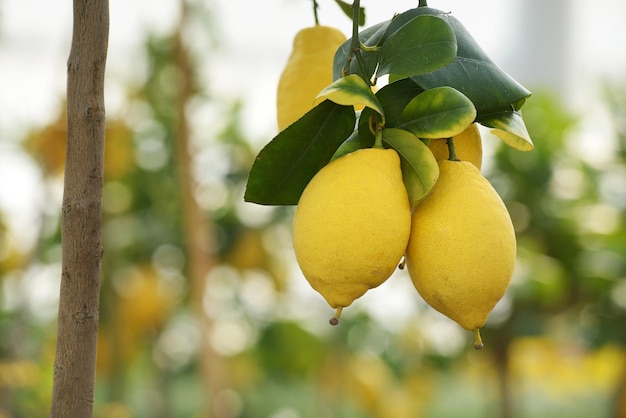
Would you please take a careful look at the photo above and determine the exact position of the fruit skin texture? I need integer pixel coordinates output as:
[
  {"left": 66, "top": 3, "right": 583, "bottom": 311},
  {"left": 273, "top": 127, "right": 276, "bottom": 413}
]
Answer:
[
  {"left": 293, "top": 148, "right": 411, "bottom": 309},
  {"left": 405, "top": 160, "right": 516, "bottom": 330},
  {"left": 276, "top": 26, "right": 346, "bottom": 131},
  {"left": 428, "top": 123, "right": 483, "bottom": 170}
]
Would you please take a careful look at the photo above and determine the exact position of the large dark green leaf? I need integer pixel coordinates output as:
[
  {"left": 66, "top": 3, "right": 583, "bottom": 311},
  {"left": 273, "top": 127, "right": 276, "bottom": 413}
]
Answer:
[
  {"left": 407, "top": 7, "right": 531, "bottom": 115},
  {"left": 377, "top": 15, "right": 456, "bottom": 77},
  {"left": 244, "top": 101, "right": 356, "bottom": 205},
  {"left": 333, "top": 6, "right": 531, "bottom": 115}
]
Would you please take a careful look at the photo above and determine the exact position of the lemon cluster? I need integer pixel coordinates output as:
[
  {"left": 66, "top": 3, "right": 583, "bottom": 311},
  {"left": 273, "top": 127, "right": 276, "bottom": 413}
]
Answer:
[
  {"left": 277, "top": 25, "right": 516, "bottom": 348},
  {"left": 293, "top": 130, "right": 515, "bottom": 348}
]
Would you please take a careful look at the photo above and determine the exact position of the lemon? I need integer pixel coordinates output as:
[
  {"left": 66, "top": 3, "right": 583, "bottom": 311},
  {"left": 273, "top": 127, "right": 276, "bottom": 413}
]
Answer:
[
  {"left": 405, "top": 160, "right": 515, "bottom": 345},
  {"left": 276, "top": 25, "right": 346, "bottom": 131},
  {"left": 428, "top": 123, "right": 483, "bottom": 170},
  {"left": 293, "top": 148, "right": 411, "bottom": 321}
]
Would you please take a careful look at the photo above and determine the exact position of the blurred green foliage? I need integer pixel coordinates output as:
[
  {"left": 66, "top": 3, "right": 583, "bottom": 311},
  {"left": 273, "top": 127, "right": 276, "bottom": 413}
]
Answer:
[{"left": 1, "top": 5, "right": 626, "bottom": 418}]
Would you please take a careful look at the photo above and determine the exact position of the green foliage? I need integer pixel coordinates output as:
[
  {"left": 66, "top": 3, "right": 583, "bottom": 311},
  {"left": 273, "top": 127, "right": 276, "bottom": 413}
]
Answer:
[
  {"left": 246, "top": 3, "right": 533, "bottom": 206},
  {"left": 333, "top": 6, "right": 530, "bottom": 111},
  {"left": 257, "top": 321, "right": 327, "bottom": 379},
  {"left": 382, "top": 128, "right": 439, "bottom": 206},
  {"left": 487, "top": 89, "right": 626, "bottom": 348},
  {"left": 317, "top": 74, "right": 383, "bottom": 116},
  {"left": 356, "top": 78, "right": 424, "bottom": 147},
  {"left": 376, "top": 15, "right": 457, "bottom": 77},
  {"left": 244, "top": 100, "right": 355, "bottom": 205},
  {"left": 333, "top": 0, "right": 366, "bottom": 26},
  {"left": 481, "top": 109, "right": 534, "bottom": 151},
  {"left": 331, "top": 129, "right": 363, "bottom": 161},
  {"left": 398, "top": 86, "right": 476, "bottom": 138}
]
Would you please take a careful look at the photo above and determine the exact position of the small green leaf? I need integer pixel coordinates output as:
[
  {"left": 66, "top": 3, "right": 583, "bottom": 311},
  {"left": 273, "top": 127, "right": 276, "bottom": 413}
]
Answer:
[
  {"left": 398, "top": 86, "right": 476, "bottom": 138},
  {"left": 373, "top": 77, "right": 425, "bottom": 127},
  {"left": 244, "top": 101, "right": 356, "bottom": 205},
  {"left": 317, "top": 75, "right": 384, "bottom": 118},
  {"left": 357, "top": 78, "right": 424, "bottom": 146},
  {"left": 378, "top": 15, "right": 457, "bottom": 77},
  {"left": 333, "top": 0, "right": 366, "bottom": 26},
  {"left": 382, "top": 128, "right": 439, "bottom": 206},
  {"left": 479, "top": 110, "right": 534, "bottom": 151},
  {"left": 330, "top": 130, "right": 363, "bottom": 161}
]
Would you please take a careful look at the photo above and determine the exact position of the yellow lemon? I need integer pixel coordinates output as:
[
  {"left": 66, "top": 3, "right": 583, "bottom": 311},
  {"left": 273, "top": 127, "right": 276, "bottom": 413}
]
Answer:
[
  {"left": 428, "top": 123, "right": 483, "bottom": 170},
  {"left": 293, "top": 148, "right": 411, "bottom": 322},
  {"left": 405, "top": 160, "right": 515, "bottom": 347},
  {"left": 276, "top": 25, "right": 346, "bottom": 131}
]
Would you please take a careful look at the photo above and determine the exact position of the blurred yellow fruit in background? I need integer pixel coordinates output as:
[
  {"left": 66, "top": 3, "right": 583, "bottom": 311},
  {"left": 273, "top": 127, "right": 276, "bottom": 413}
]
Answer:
[
  {"left": 24, "top": 106, "right": 134, "bottom": 179},
  {"left": 276, "top": 25, "right": 346, "bottom": 131}
]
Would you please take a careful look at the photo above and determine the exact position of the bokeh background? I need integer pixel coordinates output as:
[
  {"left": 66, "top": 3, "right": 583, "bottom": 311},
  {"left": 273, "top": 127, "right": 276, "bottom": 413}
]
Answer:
[{"left": 1, "top": 0, "right": 626, "bottom": 417}]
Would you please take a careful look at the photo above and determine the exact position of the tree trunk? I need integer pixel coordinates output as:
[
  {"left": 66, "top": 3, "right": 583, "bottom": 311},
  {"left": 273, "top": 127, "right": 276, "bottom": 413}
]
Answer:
[
  {"left": 50, "top": 0, "right": 109, "bottom": 417},
  {"left": 173, "top": 3, "right": 221, "bottom": 415}
]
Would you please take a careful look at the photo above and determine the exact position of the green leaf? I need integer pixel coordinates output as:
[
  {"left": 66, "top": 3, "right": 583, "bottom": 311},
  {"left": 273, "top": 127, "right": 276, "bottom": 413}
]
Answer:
[
  {"left": 479, "top": 110, "right": 534, "bottom": 151},
  {"left": 398, "top": 86, "right": 476, "bottom": 138},
  {"left": 357, "top": 78, "right": 424, "bottom": 146},
  {"left": 377, "top": 15, "right": 457, "bottom": 77},
  {"left": 334, "top": 7, "right": 531, "bottom": 116},
  {"left": 382, "top": 128, "right": 439, "bottom": 206},
  {"left": 333, "top": 0, "right": 366, "bottom": 26},
  {"left": 244, "top": 100, "right": 356, "bottom": 205},
  {"left": 407, "top": 7, "right": 531, "bottom": 115},
  {"left": 330, "top": 130, "right": 363, "bottom": 161},
  {"left": 317, "top": 74, "right": 384, "bottom": 118},
  {"left": 375, "top": 78, "right": 425, "bottom": 127}
]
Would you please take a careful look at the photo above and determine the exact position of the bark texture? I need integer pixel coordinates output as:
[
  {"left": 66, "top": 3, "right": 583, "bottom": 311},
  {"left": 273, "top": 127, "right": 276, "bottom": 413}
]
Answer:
[{"left": 51, "top": 0, "right": 109, "bottom": 417}]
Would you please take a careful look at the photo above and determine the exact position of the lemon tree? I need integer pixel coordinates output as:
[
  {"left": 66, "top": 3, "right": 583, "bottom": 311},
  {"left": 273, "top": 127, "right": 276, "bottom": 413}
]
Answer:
[
  {"left": 245, "top": 1, "right": 533, "bottom": 207},
  {"left": 245, "top": 0, "right": 534, "bottom": 345}
]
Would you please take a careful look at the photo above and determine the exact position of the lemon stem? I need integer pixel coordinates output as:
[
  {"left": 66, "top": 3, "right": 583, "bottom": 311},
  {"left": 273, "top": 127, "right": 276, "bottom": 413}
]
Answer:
[
  {"left": 312, "top": 0, "right": 319, "bottom": 25},
  {"left": 374, "top": 126, "right": 384, "bottom": 149},
  {"left": 329, "top": 307, "right": 343, "bottom": 326},
  {"left": 419, "top": 0, "right": 428, "bottom": 7},
  {"left": 446, "top": 137, "right": 459, "bottom": 161},
  {"left": 473, "top": 329, "right": 484, "bottom": 350},
  {"left": 342, "top": 0, "right": 364, "bottom": 80},
  {"left": 350, "top": 0, "right": 361, "bottom": 50}
]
